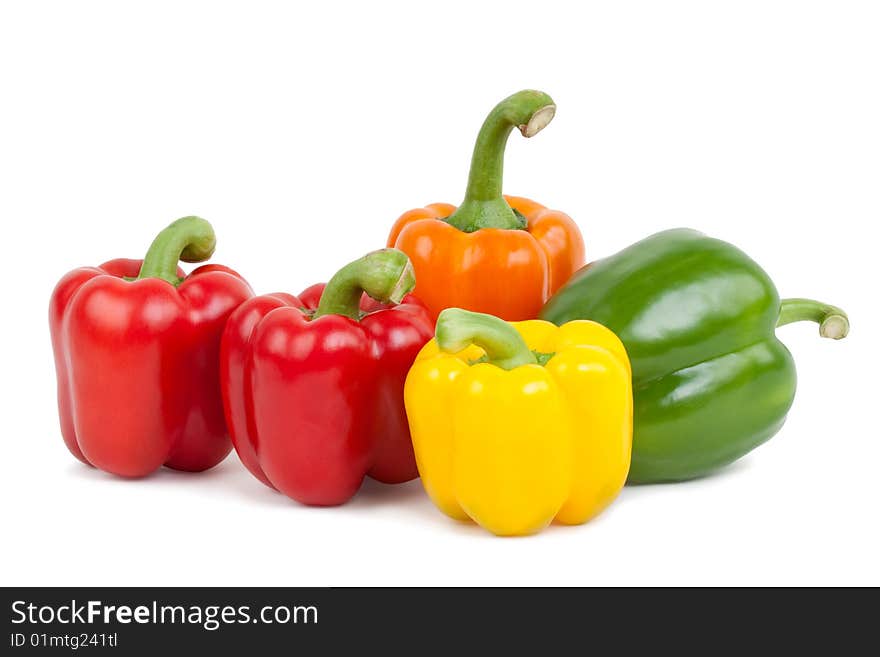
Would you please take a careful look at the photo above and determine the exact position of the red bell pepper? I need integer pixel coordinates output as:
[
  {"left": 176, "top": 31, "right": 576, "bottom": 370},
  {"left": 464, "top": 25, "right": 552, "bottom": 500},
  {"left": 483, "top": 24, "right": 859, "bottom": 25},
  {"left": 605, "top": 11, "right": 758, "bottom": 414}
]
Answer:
[
  {"left": 220, "top": 248, "right": 433, "bottom": 506},
  {"left": 49, "top": 216, "right": 254, "bottom": 477}
]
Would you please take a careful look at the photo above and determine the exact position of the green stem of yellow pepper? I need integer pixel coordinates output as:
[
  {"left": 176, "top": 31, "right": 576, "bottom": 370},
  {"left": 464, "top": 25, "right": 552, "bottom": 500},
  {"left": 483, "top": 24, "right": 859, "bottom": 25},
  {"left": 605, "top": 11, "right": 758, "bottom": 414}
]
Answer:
[{"left": 436, "top": 308, "right": 537, "bottom": 370}]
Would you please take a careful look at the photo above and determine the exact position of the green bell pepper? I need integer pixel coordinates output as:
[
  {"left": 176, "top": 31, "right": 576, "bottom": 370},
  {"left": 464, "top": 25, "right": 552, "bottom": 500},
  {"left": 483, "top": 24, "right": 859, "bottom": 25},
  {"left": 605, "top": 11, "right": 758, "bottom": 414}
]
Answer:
[{"left": 540, "top": 228, "right": 849, "bottom": 483}]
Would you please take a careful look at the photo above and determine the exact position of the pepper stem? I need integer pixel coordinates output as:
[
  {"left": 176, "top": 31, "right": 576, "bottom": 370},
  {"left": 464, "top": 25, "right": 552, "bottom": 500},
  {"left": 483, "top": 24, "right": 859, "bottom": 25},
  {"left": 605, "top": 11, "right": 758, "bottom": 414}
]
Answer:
[
  {"left": 436, "top": 308, "right": 537, "bottom": 370},
  {"left": 444, "top": 90, "right": 556, "bottom": 233},
  {"left": 777, "top": 298, "right": 849, "bottom": 339},
  {"left": 137, "top": 216, "right": 216, "bottom": 285},
  {"left": 313, "top": 249, "right": 415, "bottom": 321}
]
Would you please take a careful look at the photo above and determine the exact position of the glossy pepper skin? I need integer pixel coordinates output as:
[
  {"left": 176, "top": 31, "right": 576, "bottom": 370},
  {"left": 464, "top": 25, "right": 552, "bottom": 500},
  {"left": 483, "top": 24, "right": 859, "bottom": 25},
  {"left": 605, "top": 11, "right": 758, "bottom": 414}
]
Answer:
[
  {"left": 220, "top": 249, "right": 434, "bottom": 506},
  {"left": 387, "top": 90, "right": 584, "bottom": 321},
  {"left": 49, "top": 217, "right": 254, "bottom": 477},
  {"left": 540, "top": 228, "right": 850, "bottom": 483},
  {"left": 405, "top": 309, "right": 632, "bottom": 536}
]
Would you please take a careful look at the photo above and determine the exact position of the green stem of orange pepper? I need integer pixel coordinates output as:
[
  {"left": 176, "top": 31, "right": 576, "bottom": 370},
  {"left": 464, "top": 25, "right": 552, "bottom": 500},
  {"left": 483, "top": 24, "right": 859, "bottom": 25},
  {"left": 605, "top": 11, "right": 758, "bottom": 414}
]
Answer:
[{"left": 444, "top": 90, "right": 556, "bottom": 233}]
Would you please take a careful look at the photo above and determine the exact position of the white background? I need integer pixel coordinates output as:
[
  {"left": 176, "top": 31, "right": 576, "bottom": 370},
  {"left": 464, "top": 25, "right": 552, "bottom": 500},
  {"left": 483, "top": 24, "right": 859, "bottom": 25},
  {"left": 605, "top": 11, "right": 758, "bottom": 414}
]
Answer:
[{"left": 1, "top": 1, "right": 877, "bottom": 586}]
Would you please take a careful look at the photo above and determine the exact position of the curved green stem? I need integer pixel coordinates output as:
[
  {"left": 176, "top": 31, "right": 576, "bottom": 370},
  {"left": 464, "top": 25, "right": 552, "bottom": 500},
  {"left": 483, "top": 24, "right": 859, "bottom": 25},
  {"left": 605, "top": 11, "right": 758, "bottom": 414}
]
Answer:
[
  {"left": 137, "top": 216, "right": 216, "bottom": 285},
  {"left": 444, "top": 90, "right": 556, "bottom": 233},
  {"left": 314, "top": 249, "right": 415, "bottom": 321},
  {"left": 436, "top": 308, "right": 537, "bottom": 370},
  {"left": 777, "top": 298, "right": 849, "bottom": 339}
]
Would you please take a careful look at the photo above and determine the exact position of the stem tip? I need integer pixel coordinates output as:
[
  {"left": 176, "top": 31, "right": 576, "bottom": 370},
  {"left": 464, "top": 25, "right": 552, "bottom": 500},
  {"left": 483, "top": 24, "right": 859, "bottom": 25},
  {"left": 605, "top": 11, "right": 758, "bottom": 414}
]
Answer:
[
  {"left": 520, "top": 104, "right": 556, "bottom": 137},
  {"left": 820, "top": 314, "right": 849, "bottom": 340}
]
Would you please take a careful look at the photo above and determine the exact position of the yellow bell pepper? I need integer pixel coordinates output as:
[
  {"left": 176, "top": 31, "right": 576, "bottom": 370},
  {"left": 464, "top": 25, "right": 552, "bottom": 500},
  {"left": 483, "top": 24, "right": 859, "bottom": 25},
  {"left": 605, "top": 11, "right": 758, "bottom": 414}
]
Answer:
[{"left": 404, "top": 308, "right": 633, "bottom": 536}]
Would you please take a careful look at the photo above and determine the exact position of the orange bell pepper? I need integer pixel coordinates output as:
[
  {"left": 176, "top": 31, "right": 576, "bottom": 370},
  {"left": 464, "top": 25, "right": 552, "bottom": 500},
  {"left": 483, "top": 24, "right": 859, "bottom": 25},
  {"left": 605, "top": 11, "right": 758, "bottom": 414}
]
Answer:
[{"left": 387, "top": 90, "right": 585, "bottom": 321}]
